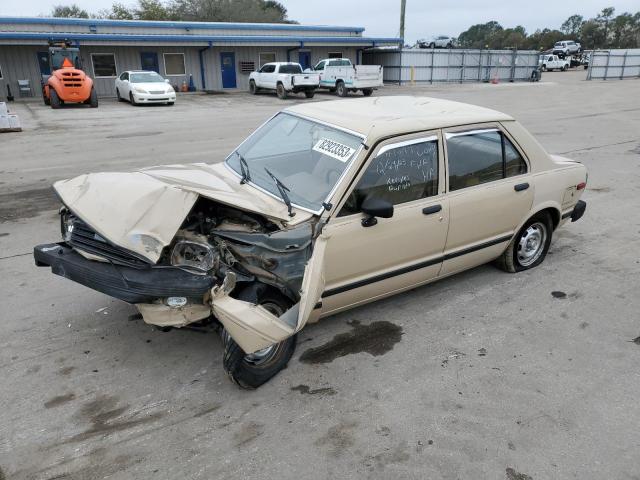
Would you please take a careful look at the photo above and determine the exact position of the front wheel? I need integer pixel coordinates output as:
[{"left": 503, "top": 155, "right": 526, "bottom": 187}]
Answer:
[
  {"left": 562, "top": 65, "right": 568, "bottom": 71},
  {"left": 304, "top": 89, "right": 315, "bottom": 98},
  {"left": 541, "top": 65, "right": 547, "bottom": 72},
  {"left": 276, "top": 83, "right": 287, "bottom": 99},
  {"left": 496, "top": 212, "right": 552, "bottom": 273},
  {"left": 222, "top": 290, "right": 296, "bottom": 389},
  {"left": 362, "top": 88, "right": 373, "bottom": 96},
  {"left": 249, "top": 80, "right": 258, "bottom": 95},
  {"left": 116, "top": 88, "right": 123, "bottom": 102},
  {"left": 129, "top": 92, "right": 138, "bottom": 106}
]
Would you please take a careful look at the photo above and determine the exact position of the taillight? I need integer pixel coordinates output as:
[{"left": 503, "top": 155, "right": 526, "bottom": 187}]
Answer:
[{"left": 577, "top": 182, "right": 586, "bottom": 190}]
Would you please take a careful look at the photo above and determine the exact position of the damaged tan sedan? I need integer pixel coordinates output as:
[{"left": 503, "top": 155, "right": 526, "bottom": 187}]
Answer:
[{"left": 34, "top": 97, "right": 587, "bottom": 388}]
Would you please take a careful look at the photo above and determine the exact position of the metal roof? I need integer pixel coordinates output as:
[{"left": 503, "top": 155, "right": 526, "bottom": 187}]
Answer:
[
  {"left": 0, "top": 16, "right": 365, "bottom": 33},
  {"left": 0, "top": 31, "right": 401, "bottom": 46}
]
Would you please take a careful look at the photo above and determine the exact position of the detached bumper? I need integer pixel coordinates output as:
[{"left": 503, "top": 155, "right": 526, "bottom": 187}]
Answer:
[
  {"left": 570, "top": 200, "right": 586, "bottom": 222},
  {"left": 34, "top": 243, "right": 215, "bottom": 304}
]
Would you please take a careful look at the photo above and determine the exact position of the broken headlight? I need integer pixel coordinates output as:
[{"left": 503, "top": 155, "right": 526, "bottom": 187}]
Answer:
[
  {"left": 170, "top": 240, "right": 218, "bottom": 272},
  {"left": 60, "top": 207, "right": 74, "bottom": 242}
]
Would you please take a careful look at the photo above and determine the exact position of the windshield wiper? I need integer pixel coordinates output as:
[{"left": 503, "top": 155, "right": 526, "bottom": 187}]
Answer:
[
  {"left": 264, "top": 167, "right": 295, "bottom": 218},
  {"left": 236, "top": 151, "right": 251, "bottom": 185}
]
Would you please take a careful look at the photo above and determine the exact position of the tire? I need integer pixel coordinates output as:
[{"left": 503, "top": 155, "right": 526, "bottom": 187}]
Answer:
[
  {"left": 129, "top": 92, "right": 138, "bottom": 106},
  {"left": 50, "top": 89, "right": 61, "bottom": 109},
  {"left": 336, "top": 80, "right": 348, "bottom": 97},
  {"left": 276, "top": 83, "right": 288, "bottom": 99},
  {"left": 89, "top": 88, "right": 98, "bottom": 108},
  {"left": 362, "top": 88, "right": 373, "bottom": 96},
  {"left": 429, "top": 42, "right": 435, "bottom": 48},
  {"left": 447, "top": 42, "right": 453, "bottom": 48},
  {"left": 222, "top": 289, "right": 296, "bottom": 389},
  {"left": 116, "top": 88, "right": 123, "bottom": 102},
  {"left": 495, "top": 212, "right": 553, "bottom": 273},
  {"left": 167, "top": 102, "right": 174, "bottom": 106},
  {"left": 562, "top": 65, "right": 568, "bottom": 71},
  {"left": 541, "top": 65, "right": 547, "bottom": 72},
  {"left": 304, "top": 89, "right": 315, "bottom": 99},
  {"left": 249, "top": 80, "right": 257, "bottom": 95},
  {"left": 43, "top": 90, "right": 50, "bottom": 106},
  {"left": 328, "top": 87, "right": 336, "bottom": 93}
]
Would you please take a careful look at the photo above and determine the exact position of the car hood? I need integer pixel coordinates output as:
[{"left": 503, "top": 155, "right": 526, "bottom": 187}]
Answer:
[
  {"left": 54, "top": 162, "right": 308, "bottom": 263},
  {"left": 132, "top": 82, "right": 172, "bottom": 91}
]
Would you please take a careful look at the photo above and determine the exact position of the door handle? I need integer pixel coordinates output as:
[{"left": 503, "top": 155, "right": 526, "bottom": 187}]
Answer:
[
  {"left": 514, "top": 183, "right": 530, "bottom": 192},
  {"left": 422, "top": 204, "right": 442, "bottom": 215}
]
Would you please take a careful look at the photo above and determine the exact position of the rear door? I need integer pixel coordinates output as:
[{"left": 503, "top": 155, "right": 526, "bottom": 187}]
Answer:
[{"left": 440, "top": 125, "right": 533, "bottom": 275}]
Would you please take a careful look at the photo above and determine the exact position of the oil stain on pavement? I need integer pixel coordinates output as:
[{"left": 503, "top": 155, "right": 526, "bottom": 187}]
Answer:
[{"left": 299, "top": 320, "right": 403, "bottom": 364}]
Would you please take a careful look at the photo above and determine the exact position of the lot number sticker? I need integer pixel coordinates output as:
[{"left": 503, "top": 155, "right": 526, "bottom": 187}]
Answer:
[{"left": 313, "top": 138, "right": 356, "bottom": 162}]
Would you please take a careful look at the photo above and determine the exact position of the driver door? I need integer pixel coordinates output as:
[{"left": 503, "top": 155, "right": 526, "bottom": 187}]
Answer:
[{"left": 319, "top": 131, "right": 449, "bottom": 315}]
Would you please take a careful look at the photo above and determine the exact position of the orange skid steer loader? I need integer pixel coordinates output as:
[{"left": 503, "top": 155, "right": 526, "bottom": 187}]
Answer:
[{"left": 42, "top": 41, "right": 98, "bottom": 109}]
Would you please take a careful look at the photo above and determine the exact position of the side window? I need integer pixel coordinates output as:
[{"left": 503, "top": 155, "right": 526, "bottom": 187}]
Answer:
[
  {"left": 260, "top": 64, "right": 275, "bottom": 73},
  {"left": 446, "top": 129, "right": 527, "bottom": 191},
  {"left": 504, "top": 136, "right": 527, "bottom": 177},
  {"left": 314, "top": 61, "right": 325, "bottom": 71},
  {"left": 339, "top": 138, "right": 439, "bottom": 216}
]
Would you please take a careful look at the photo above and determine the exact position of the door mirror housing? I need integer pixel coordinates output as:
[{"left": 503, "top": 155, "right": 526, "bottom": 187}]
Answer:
[
  {"left": 361, "top": 196, "right": 393, "bottom": 227},
  {"left": 165, "top": 78, "right": 170, "bottom": 83}
]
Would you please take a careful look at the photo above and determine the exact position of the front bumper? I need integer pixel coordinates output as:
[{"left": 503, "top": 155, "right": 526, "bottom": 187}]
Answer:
[
  {"left": 132, "top": 92, "right": 176, "bottom": 103},
  {"left": 34, "top": 243, "right": 215, "bottom": 303}
]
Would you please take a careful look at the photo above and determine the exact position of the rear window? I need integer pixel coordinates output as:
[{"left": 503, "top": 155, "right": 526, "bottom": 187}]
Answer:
[{"left": 279, "top": 64, "right": 302, "bottom": 74}]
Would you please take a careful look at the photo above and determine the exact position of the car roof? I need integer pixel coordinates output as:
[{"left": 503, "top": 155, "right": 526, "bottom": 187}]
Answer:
[
  {"left": 125, "top": 70, "right": 160, "bottom": 74},
  {"left": 284, "top": 96, "right": 513, "bottom": 139},
  {"left": 266, "top": 62, "right": 301, "bottom": 66}
]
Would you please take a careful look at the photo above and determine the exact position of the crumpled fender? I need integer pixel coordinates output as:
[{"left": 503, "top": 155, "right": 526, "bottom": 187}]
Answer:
[{"left": 211, "top": 234, "right": 328, "bottom": 353}]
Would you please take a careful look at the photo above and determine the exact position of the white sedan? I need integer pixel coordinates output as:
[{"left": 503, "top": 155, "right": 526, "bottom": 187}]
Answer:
[{"left": 115, "top": 70, "right": 176, "bottom": 106}]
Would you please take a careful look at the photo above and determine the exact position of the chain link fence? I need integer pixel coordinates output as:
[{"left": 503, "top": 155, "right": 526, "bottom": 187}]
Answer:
[
  {"left": 363, "top": 48, "right": 541, "bottom": 84},
  {"left": 587, "top": 49, "right": 640, "bottom": 80}
]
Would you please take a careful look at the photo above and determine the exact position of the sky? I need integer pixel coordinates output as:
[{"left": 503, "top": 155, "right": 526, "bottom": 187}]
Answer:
[{"left": 1, "top": 0, "right": 638, "bottom": 43}]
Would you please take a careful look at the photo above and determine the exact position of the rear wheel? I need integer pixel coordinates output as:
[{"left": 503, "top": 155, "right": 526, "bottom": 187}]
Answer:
[
  {"left": 50, "top": 89, "right": 61, "bottom": 109},
  {"left": 541, "top": 64, "right": 547, "bottom": 72},
  {"left": 276, "top": 83, "right": 287, "bottom": 99},
  {"left": 304, "top": 89, "right": 315, "bottom": 98},
  {"left": 562, "top": 64, "right": 568, "bottom": 71},
  {"left": 362, "top": 88, "right": 373, "bottom": 96},
  {"left": 222, "top": 289, "right": 296, "bottom": 389},
  {"left": 496, "top": 212, "right": 553, "bottom": 273},
  {"left": 89, "top": 88, "right": 98, "bottom": 108},
  {"left": 429, "top": 42, "right": 435, "bottom": 48},
  {"left": 336, "top": 80, "right": 348, "bottom": 97},
  {"left": 43, "top": 89, "right": 50, "bottom": 106}
]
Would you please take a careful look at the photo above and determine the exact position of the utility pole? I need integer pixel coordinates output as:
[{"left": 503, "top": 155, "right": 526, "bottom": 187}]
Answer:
[{"left": 399, "top": 0, "right": 406, "bottom": 46}]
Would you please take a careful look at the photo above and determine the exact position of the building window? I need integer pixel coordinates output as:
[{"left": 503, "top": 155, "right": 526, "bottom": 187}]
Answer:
[
  {"left": 164, "top": 53, "right": 186, "bottom": 76},
  {"left": 259, "top": 52, "right": 276, "bottom": 68},
  {"left": 91, "top": 53, "right": 117, "bottom": 77},
  {"left": 328, "top": 52, "right": 343, "bottom": 58}
]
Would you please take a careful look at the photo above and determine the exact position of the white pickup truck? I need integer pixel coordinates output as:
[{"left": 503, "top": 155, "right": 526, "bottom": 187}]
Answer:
[
  {"left": 249, "top": 62, "right": 319, "bottom": 99},
  {"left": 312, "top": 58, "right": 383, "bottom": 97},
  {"left": 538, "top": 54, "right": 570, "bottom": 72}
]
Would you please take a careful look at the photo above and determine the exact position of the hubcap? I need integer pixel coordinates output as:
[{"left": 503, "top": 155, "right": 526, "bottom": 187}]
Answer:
[{"left": 517, "top": 222, "right": 547, "bottom": 266}]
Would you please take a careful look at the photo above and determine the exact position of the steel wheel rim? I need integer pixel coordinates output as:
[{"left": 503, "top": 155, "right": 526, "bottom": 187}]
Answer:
[{"left": 517, "top": 222, "right": 547, "bottom": 266}]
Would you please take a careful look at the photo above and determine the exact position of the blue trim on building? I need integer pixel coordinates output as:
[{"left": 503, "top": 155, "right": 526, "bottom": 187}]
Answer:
[
  {"left": 0, "top": 16, "right": 365, "bottom": 33},
  {"left": 0, "top": 32, "right": 401, "bottom": 45}
]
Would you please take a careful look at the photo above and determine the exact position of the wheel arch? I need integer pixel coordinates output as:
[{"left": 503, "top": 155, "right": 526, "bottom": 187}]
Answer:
[{"left": 519, "top": 203, "right": 562, "bottom": 233}]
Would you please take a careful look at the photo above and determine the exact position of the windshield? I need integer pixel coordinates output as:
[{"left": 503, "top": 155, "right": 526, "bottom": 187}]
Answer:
[
  {"left": 130, "top": 72, "right": 165, "bottom": 83},
  {"left": 51, "top": 49, "right": 81, "bottom": 70},
  {"left": 226, "top": 113, "right": 362, "bottom": 212},
  {"left": 279, "top": 64, "right": 303, "bottom": 74}
]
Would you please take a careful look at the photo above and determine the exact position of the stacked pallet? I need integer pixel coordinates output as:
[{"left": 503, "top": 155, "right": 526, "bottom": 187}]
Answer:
[{"left": 0, "top": 102, "right": 22, "bottom": 132}]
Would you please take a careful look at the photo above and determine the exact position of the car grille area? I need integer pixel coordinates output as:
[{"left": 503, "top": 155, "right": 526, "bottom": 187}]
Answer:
[{"left": 67, "top": 218, "right": 151, "bottom": 269}]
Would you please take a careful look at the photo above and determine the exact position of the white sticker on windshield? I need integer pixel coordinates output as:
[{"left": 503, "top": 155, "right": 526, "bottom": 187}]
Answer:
[{"left": 313, "top": 138, "right": 356, "bottom": 162}]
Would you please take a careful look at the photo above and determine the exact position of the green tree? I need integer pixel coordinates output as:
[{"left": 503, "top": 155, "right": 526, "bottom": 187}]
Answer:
[
  {"left": 169, "top": 0, "right": 291, "bottom": 23},
  {"left": 51, "top": 4, "right": 90, "bottom": 18},
  {"left": 581, "top": 20, "right": 605, "bottom": 49},
  {"left": 457, "top": 21, "right": 503, "bottom": 48},
  {"left": 596, "top": 7, "right": 616, "bottom": 46},
  {"left": 106, "top": 3, "right": 135, "bottom": 19},
  {"left": 561, "top": 14, "right": 583, "bottom": 37}
]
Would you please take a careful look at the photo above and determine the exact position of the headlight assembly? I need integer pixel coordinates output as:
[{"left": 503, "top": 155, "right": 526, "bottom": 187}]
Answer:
[
  {"left": 170, "top": 240, "right": 218, "bottom": 272},
  {"left": 134, "top": 87, "right": 148, "bottom": 94}
]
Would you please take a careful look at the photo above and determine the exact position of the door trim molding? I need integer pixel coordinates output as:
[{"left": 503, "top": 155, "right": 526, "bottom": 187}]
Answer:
[{"left": 321, "top": 233, "right": 512, "bottom": 298}]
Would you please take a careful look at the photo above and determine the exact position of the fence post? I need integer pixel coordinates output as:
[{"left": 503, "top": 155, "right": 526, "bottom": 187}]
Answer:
[
  {"left": 603, "top": 50, "right": 611, "bottom": 80},
  {"left": 430, "top": 49, "right": 435, "bottom": 84},
  {"left": 510, "top": 48, "right": 517, "bottom": 82},
  {"left": 586, "top": 51, "right": 594, "bottom": 80},
  {"left": 620, "top": 49, "right": 627, "bottom": 80},
  {"left": 460, "top": 50, "right": 465, "bottom": 83}
]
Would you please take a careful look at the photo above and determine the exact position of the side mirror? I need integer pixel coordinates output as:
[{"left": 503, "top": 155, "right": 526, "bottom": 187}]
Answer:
[
  {"left": 165, "top": 78, "right": 170, "bottom": 83},
  {"left": 361, "top": 196, "right": 393, "bottom": 227}
]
